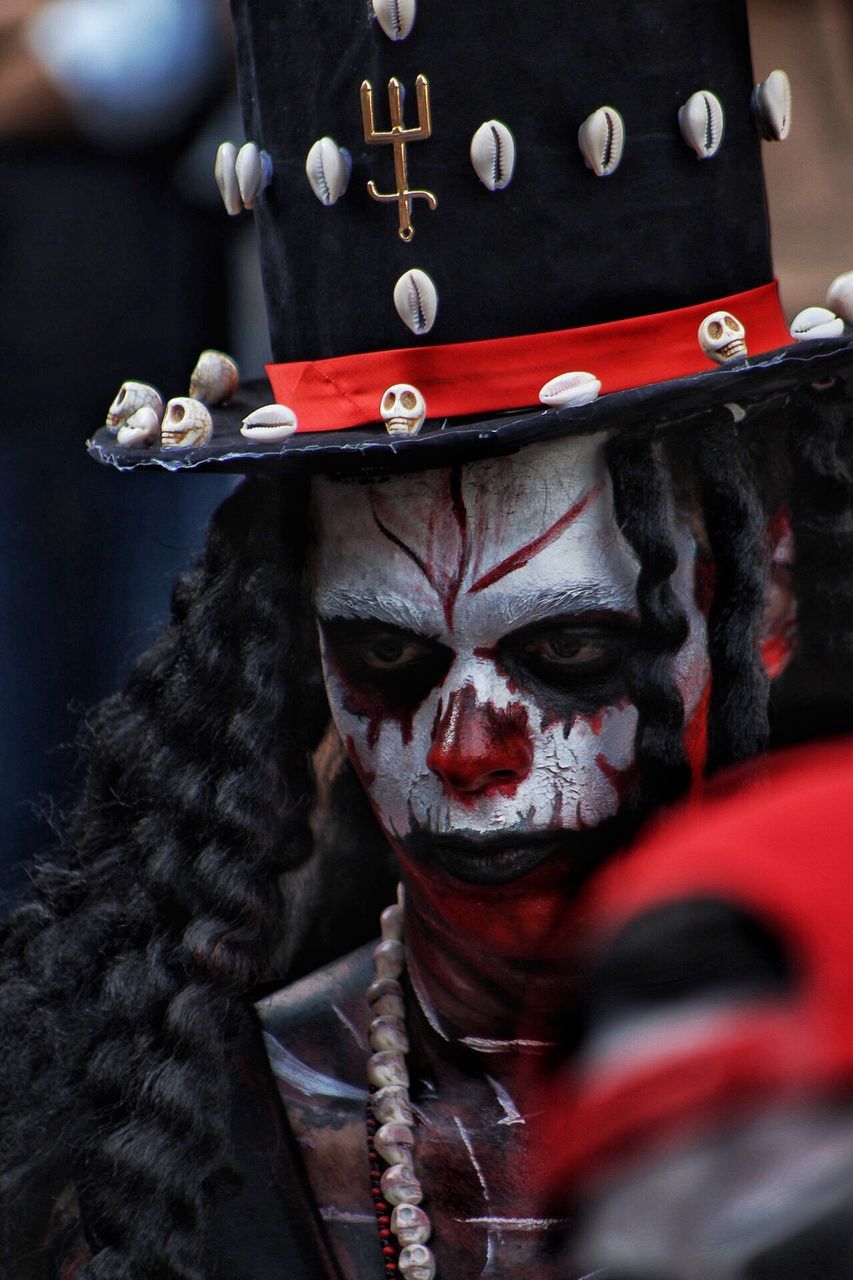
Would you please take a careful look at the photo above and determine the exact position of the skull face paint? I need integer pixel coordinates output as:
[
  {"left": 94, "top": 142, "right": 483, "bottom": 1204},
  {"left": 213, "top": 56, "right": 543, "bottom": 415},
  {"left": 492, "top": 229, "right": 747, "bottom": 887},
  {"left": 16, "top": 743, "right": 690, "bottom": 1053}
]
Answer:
[{"left": 312, "top": 435, "right": 709, "bottom": 890}]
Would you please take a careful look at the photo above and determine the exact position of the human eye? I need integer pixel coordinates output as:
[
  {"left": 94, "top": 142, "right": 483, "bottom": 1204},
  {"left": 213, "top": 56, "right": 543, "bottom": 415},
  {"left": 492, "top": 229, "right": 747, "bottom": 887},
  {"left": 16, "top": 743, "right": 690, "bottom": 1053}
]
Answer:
[
  {"left": 522, "top": 633, "right": 611, "bottom": 669},
  {"left": 361, "top": 633, "right": 438, "bottom": 670}
]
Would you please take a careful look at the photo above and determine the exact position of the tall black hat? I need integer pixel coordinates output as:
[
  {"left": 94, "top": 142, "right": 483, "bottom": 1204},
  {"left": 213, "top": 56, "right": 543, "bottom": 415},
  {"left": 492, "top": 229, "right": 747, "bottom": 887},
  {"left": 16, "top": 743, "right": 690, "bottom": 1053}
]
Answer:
[{"left": 89, "top": 0, "right": 853, "bottom": 474}]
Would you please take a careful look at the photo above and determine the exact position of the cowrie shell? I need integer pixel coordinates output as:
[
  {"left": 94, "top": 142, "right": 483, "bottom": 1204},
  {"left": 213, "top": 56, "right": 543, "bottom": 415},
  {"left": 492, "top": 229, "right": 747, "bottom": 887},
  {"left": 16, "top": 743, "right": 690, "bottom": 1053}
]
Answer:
[
  {"left": 470, "top": 120, "right": 516, "bottom": 190},
  {"left": 578, "top": 106, "right": 625, "bottom": 177},
  {"left": 394, "top": 269, "right": 438, "bottom": 336},
  {"left": 539, "top": 371, "right": 601, "bottom": 408},
  {"left": 189, "top": 350, "right": 239, "bottom": 406},
  {"left": 679, "top": 90, "right": 725, "bottom": 159},
  {"left": 372, "top": 0, "right": 416, "bottom": 41},
  {"left": 240, "top": 404, "right": 298, "bottom": 441},
  {"left": 790, "top": 306, "right": 845, "bottom": 342},
  {"left": 306, "top": 137, "right": 352, "bottom": 206},
  {"left": 215, "top": 141, "right": 241, "bottom": 216},
  {"left": 752, "top": 70, "right": 792, "bottom": 141},
  {"left": 827, "top": 271, "right": 853, "bottom": 326},
  {"left": 116, "top": 406, "right": 160, "bottom": 448},
  {"left": 236, "top": 142, "right": 272, "bottom": 209},
  {"left": 161, "top": 398, "right": 213, "bottom": 450}
]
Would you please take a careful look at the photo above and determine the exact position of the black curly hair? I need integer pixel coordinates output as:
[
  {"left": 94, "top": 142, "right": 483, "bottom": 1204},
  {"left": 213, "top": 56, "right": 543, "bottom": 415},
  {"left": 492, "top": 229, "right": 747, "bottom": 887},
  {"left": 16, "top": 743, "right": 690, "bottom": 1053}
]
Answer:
[{"left": 1, "top": 389, "right": 851, "bottom": 1279}]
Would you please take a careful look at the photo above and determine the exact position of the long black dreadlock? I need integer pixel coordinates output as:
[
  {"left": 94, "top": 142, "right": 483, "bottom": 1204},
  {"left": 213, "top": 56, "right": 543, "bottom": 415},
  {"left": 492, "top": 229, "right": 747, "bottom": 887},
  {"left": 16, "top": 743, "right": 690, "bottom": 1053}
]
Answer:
[{"left": 1, "top": 392, "right": 851, "bottom": 1278}]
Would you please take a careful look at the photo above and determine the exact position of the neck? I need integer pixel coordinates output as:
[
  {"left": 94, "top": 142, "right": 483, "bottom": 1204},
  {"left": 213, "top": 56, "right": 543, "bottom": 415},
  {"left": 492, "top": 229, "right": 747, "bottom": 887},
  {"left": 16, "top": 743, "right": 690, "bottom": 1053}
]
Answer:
[{"left": 400, "top": 864, "right": 587, "bottom": 1058}]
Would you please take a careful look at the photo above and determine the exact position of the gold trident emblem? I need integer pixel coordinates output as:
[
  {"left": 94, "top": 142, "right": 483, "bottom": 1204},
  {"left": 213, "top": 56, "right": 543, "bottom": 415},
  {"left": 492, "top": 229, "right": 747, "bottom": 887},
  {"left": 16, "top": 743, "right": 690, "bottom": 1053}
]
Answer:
[{"left": 360, "top": 74, "right": 437, "bottom": 242}]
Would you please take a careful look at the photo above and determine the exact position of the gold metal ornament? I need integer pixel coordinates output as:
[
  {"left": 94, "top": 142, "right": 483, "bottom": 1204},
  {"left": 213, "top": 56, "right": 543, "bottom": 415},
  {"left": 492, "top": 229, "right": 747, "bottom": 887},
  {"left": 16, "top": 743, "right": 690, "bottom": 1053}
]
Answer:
[{"left": 361, "top": 75, "right": 437, "bottom": 241}]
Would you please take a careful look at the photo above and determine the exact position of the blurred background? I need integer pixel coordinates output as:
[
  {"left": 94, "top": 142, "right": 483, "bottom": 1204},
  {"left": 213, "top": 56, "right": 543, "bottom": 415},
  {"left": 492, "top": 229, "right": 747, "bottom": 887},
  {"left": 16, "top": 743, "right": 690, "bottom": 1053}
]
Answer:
[{"left": 0, "top": 0, "right": 850, "bottom": 898}]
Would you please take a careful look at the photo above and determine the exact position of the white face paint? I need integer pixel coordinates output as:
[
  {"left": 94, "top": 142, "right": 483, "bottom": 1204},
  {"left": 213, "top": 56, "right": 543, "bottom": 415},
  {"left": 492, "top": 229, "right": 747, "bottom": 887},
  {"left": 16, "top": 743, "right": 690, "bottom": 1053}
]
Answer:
[{"left": 312, "top": 434, "right": 708, "bottom": 886}]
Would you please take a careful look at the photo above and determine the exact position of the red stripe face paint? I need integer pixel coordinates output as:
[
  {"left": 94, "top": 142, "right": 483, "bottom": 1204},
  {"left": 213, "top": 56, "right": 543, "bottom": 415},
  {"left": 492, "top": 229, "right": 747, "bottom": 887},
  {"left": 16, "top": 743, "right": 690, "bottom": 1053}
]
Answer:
[{"left": 312, "top": 435, "right": 711, "bottom": 922}]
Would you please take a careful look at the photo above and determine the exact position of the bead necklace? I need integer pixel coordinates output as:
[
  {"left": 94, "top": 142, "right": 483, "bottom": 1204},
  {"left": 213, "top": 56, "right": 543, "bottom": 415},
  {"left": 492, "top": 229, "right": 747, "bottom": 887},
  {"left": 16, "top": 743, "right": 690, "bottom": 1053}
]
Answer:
[{"left": 365, "top": 887, "right": 437, "bottom": 1280}]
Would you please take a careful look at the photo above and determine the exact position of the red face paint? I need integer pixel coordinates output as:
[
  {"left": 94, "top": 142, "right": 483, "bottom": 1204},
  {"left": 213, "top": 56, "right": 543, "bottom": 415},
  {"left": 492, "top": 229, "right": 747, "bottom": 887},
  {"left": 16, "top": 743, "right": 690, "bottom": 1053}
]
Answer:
[{"left": 426, "top": 682, "right": 533, "bottom": 798}]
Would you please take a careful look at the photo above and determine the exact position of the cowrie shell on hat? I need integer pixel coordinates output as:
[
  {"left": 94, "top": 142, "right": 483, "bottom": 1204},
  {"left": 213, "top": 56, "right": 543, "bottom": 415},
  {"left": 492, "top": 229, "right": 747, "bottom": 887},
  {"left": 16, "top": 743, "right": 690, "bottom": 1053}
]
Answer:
[
  {"left": 539, "top": 372, "right": 601, "bottom": 408},
  {"left": 470, "top": 120, "right": 516, "bottom": 190},
  {"left": 306, "top": 137, "right": 352, "bottom": 206},
  {"left": 394, "top": 269, "right": 438, "bottom": 336},
  {"left": 679, "top": 90, "right": 725, "bottom": 159},
  {"left": 827, "top": 272, "right": 853, "bottom": 326},
  {"left": 752, "top": 70, "right": 792, "bottom": 142},
  {"left": 240, "top": 405, "right": 298, "bottom": 441},
  {"left": 215, "top": 141, "right": 241, "bottom": 216},
  {"left": 236, "top": 142, "right": 272, "bottom": 209},
  {"left": 372, "top": 0, "right": 416, "bottom": 41},
  {"left": 790, "top": 307, "right": 844, "bottom": 342},
  {"left": 578, "top": 106, "right": 625, "bottom": 177}
]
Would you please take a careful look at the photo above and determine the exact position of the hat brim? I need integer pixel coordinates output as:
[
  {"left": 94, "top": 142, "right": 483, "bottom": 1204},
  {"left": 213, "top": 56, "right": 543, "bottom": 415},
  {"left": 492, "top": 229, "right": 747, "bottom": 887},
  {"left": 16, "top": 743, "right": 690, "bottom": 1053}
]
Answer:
[{"left": 88, "top": 334, "right": 853, "bottom": 477}]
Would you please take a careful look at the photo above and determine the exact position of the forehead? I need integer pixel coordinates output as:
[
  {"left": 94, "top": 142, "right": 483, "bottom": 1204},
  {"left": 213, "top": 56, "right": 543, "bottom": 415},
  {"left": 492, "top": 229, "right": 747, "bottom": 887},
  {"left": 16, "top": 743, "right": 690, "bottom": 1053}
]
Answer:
[{"left": 311, "top": 434, "right": 640, "bottom": 637}]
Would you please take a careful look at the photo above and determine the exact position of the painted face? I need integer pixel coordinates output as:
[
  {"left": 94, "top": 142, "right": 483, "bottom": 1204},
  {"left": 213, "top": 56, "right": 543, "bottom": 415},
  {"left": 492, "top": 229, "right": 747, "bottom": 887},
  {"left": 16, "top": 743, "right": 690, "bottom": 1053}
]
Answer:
[{"left": 312, "top": 435, "right": 709, "bottom": 889}]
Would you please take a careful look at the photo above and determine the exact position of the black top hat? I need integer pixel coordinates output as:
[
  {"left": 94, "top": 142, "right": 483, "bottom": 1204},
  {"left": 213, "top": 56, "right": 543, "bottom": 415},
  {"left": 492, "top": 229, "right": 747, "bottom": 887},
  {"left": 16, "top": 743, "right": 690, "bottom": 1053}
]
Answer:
[{"left": 89, "top": 0, "right": 853, "bottom": 475}]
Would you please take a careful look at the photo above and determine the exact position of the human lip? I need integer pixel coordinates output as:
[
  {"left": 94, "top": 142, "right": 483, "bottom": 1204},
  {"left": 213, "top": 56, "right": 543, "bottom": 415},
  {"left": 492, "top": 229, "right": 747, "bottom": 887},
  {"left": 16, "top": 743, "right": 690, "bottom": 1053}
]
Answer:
[{"left": 400, "top": 829, "right": 566, "bottom": 886}]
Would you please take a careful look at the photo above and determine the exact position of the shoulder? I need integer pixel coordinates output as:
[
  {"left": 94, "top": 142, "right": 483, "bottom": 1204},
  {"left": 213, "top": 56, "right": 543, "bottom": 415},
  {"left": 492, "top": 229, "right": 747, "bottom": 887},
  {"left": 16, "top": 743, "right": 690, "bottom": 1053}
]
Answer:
[{"left": 255, "top": 941, "right": 375, "bottom": 1106}]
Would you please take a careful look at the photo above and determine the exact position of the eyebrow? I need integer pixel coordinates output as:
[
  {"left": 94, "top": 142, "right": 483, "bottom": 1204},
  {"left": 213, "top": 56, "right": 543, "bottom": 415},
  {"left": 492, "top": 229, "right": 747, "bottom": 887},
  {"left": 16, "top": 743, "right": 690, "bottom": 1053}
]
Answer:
[{"left": 314, "top": 583, "right": 636, "bottom": 634}]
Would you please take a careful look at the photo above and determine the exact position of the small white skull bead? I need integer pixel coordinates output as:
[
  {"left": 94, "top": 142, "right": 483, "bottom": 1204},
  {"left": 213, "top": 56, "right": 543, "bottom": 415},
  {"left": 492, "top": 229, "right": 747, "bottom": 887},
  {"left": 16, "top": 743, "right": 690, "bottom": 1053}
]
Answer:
[
  {"left": 380, "top": 1162, "right": 423, "bottom": 1206},
  {"left": 374, "top": 1122, "right": 415, "bottom": 1167},
  {"left": 367, "top": 1050, "right": 409, "bottom": 1090},
  {"left": 160, "top": 397, "right": 213, "bottom": 449},
  {"left": 189, "top": 350, "right": 239, "bottom": 405},
  {"left": 390, "top": 1205, "right": 431, "bottom": 1247},
  {"left": 399, "top": 1243, "right": 436, "bottom": 1280},
  {"left": 698, "top": 311, "right": 747, "bottom": 365},
  {"left": 369, "top": 1015, "right": 409, "bottom": 1054},
  {"left": 106, "top": 381, "right": 163, "bottom": 431},
  {"left": 372, "top": 1085, "right": 414, "bottom": 1126},
  {"left": 116, "top": 406, "right": 161, "bottom": 448},
  {"left": 381, "top": 384, "right": 426, "bottom": 436}
]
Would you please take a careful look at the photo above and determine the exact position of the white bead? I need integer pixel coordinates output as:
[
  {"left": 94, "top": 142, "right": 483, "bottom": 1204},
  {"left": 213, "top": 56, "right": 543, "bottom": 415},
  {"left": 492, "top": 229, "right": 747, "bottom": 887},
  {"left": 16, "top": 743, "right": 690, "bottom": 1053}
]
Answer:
[
  {"left": 538, "top": 371, "right": 601, "bottom": 408},
  {"left": 236, "top": 142, "right": 272, "bottom": 209},
  {"left": 215, "top": 141, "right": 241, "bottom": 216},
  {"left": 160, "top": 398, "right": 213, "bottom": 450},
  {"left": 391, "top": 1204, "right": 432, "bottom": 1247},
  {"left": 369, "top": 1016, "right": 409, "bottom": 1054},
  {"left": 116, "top": 405, "right": 160, "bottom": 448},
  {"left": 380, "top": 903, "right": 404, "bottom": 942},
  {"left": 790, "top": 306, "right": 845, "bottom": 342},
  {"left": 752, "top": 69, "right": 792, "bottom": 142},
  {"left": 189, "top": 350, "right": 239, "bottom": 406},
  {"left": 578, "top": 106, "right": 625, "bottom": 176},
  {"left": 372, "top": 0, "right": 416, "bottom": 41},
  {"left": 240, "top": 404, "right": 298, "bottom": 442},
  {"left": 698, "top": 311, "right": 748, "bottom": 364},
  {"left": 399, "top": 1243, "right": 436, "bottom": 1280},
  {"left": 373, "top": 939, "right": 405, "bottom": 980},
  {"left": 305, "top": 137, "right": 351, "bottom": 206},
  {"left": 380, "top": 1162, "right": 423, "bottom": 1206},
  {"left": 367, "top": 1050, "right": 409, "bottom": 1089},
  {"left": 826, "top": 273, "right": 853, "bottom": 325},
  {"left": 105, "top": 380, "right": 163, "bottom": 431},
  {"left": 374, "top": 1122, "right": 415, "bottom": 1167},
  {"left": 393, "top": 269, "right": 438, "bottom": 336},
  {"left": 372, "top": 1085, "right": 414, "bottom": 1126},
  {"left": 679, "top": 90, "right": 725, "bottom": 159},
  {"left": 470, "top": 119, "right": 516, "bottom": 190}
]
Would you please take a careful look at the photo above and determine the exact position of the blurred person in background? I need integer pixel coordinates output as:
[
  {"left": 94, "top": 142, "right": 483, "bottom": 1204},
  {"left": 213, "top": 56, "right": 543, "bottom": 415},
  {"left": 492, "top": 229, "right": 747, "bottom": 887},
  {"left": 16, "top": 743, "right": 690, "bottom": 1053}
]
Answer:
[
  {"left": 546, "top": 738, "right": 853, "bottom": 1279},
  {"left": 0, "top": 0, "right": 255, "bottom": 887}
]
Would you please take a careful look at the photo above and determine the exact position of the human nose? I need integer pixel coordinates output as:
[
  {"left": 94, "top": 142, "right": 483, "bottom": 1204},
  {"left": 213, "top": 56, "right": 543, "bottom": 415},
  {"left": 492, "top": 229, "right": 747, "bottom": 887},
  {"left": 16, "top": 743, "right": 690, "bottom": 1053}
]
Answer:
[{"left": 426, "top": 682, "right": 533, "bottom": 795}]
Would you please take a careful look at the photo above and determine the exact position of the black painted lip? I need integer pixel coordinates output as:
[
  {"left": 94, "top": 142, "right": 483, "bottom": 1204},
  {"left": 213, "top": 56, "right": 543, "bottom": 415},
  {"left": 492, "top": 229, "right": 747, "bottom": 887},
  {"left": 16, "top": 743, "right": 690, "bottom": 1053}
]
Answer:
[{"left": 402, "top": 829, "right": 567, "bottom": 886}]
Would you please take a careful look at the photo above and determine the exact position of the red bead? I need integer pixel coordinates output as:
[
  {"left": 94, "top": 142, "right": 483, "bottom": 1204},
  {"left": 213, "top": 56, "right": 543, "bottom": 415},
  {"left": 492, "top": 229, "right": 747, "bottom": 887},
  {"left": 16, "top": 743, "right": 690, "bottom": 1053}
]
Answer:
[
  {"left": 374, "top": 1200, "right": 388, "bottom": 1213},
  {"left": 379, "top": 1228, "right": 391, "bottom": 1240},
  {"left": 383, "top": 1245, "right": 395, "bottom": 1258},
  {"left": 378, "top": 1215, "right": 390, "bottom": 1226}
]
